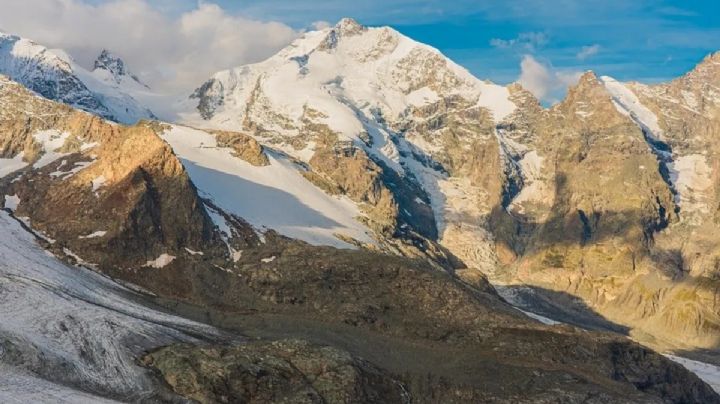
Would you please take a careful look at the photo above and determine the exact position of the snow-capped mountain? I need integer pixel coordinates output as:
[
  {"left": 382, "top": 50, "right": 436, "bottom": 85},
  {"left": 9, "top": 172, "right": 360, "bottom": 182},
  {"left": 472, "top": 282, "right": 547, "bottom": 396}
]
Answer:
[
  {"left": 182, "top": 18, "right": 720, "bottom": 359},
  {"left": 92, "top": 49, "right": 149, "bottom": 90},
  {"left": 186, "top": 18, "right": 514, "bottom": 135},
  {"left": 0, "top": 31, "right": 155, "bottom": 124},
  {"left": 1, "top": 16, "right": 720, "bottom": 403},
  {"left": 182, "top": 18, "right": 518, "bottom": 265}
]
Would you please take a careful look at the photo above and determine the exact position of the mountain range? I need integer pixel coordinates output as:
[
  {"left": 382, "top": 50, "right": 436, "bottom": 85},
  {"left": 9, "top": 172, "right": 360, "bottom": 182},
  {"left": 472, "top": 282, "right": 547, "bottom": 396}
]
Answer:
[{"left": 1, "top": 18, "right": 720, "bottom": 403}]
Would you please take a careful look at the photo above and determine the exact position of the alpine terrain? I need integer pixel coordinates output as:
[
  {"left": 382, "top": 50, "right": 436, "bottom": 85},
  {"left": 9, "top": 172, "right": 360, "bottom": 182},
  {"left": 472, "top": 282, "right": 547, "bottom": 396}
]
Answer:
[{"left": 1, "top": 17, "right": 720, "bottom": 403}]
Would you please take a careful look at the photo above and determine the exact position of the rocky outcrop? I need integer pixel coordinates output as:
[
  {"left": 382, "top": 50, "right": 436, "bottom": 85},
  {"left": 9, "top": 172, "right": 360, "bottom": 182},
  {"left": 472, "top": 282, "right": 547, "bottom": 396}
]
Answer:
[
  {"left": 146, "top": 336, "right": 719, "bottom": 404},
  {"left": 211, "top": 129, "right": 269, "bottom": 166},
  {"left": 190, "top": 78, "right": 225, "bottom": 120},
  {"left": 144, "top": 339, "right": 407, "bottom": 404},
  {"left": 93, "top": 49, "right": 149, "bottom": 89}
]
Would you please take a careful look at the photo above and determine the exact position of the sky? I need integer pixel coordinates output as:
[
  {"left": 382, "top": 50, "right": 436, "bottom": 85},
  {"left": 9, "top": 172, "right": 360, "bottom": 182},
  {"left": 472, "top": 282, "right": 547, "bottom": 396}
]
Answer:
[{"left": 0, "top": 0, "right": 718, "bottom": 102}]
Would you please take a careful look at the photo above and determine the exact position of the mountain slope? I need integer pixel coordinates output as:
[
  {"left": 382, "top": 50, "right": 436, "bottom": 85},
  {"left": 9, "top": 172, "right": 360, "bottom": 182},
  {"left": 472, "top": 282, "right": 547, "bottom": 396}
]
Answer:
[
  {"left": 0, "top": 31, "right": 155, "bottom": 124},
  {"left": 160, "top": 125, "right": 375, "bottom": 248},
  {"left": 0, "top": 198, "right": 218, "bottom": 401}
]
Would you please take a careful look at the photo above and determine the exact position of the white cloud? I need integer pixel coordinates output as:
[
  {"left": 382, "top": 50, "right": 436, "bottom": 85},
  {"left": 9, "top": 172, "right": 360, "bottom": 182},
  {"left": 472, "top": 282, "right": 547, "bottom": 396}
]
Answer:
[
  {"left": 490, "top": 32, "right": 548, "bottom": 52},
  {"left": 311, "top": 20, "right": 332, "bottom": 30},
  {"left": 518, "top": 55, "right": 582, "bottom": 104},
  {"left": 576, "top": 44, "right": 600, "bottom": 60},
  {"left": 0, "top": 0, "right": 300, "bottom": 93}
]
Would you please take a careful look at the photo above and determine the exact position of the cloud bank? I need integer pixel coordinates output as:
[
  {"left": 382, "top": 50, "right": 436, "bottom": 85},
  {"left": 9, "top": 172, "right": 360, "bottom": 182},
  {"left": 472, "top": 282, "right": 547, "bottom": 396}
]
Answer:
[
  {"left": 0, "top": 0, "right": 300, "bottom": 92},
  {"left": 518, "top": 55, "right": 582, "bottom": 104}
]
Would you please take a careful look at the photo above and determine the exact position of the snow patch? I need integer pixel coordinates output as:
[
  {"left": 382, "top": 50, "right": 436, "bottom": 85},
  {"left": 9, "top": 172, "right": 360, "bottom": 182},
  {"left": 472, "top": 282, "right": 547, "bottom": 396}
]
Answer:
[
  {"left": 4, "top": 194, "right": 20, "bottom": 211},
  {"left": 32, "top": 130, "right": 71, "bottom": 168},
  {"left": 184, "top": 247, "right": 204, "bottom": 256},
  {"left": 144, "top": 254, "right": 176, "bottom": 269},
  {"left": 261, "top": 256, "right": 277, "bottom": 263},
  {"left": 600, "top": 76, "right": 663, "bottom": 140},
  {"left": 79, "top": 231, "right": 107, "bottom": 239},
  {"left": 665, "top": 355, "right": 720, "bottom": 393},
  {"left": 230, "top": 248, "right": 243, "bottom": 263},
  {"left": 508, "top": 151, "right": 553, "bottom": 214},
  {"left": 50, "top": 160, "right": 94, "bottom": 179},
  {"left": 80, "top": 141, "right": 100, "bottom": 151},
  {"left": 667, "top": 154, "right": 713, "bottom": 213},
  {"left": 476, "top": 82, "right": 516, "bottom": 122},
  {"left": 92, "top": 175, "right": 107, "bottom": 192},
  {"left": 162, "top": 126, "right": 374, "bottom": 249},
  {"left": 0, "top": 152, "right": 28, "bottom": 178},
  {"left": 205, "top": 204, "right": 233, "bottom": 238},
  {"left": 63, "top": 247, "right": 93, "bottom": 267}
]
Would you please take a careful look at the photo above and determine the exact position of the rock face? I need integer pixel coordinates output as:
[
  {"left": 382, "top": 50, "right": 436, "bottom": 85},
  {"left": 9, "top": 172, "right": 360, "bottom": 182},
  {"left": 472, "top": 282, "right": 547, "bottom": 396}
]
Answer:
[
  {"left": 489, "top": 66, "right": 720, "bottom": 352},
  {"left": 0, "top": 75, "right": 241, "bottom": 274},
  {"left": 211, "top": 129, "right": 269, "bottom": 166}
]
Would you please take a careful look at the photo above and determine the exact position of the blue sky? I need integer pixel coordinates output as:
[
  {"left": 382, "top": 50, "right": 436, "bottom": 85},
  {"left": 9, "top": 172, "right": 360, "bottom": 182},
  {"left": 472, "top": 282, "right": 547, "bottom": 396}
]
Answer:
[
  {"left": 136, "top": 0, "right": 720, "bottom": 85},
  {"left": 5, "top": 0, "right": 719, "bottom": 99}
]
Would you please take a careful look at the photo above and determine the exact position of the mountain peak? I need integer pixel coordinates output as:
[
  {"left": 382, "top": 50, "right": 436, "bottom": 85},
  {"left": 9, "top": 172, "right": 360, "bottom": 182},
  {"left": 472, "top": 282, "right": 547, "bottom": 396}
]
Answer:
[
  {"left": 691, "top": 50, "right": 720, "bottom": 75},
  {"left": 578, "top": 70, "right": 599, "bottom": 85},
  {"left": 335, "top": 17, "right": 365, "bottom": 35},
  {"left": 705, "top": 50, "right": 720, "bottom": 63},
  {"left": 566, "top": 70, "right": 605, "bottom": 96},
  {"left": 94, "top": 49, "right": 126, "bottom": 76},
  {"left": 93, "top": 49, "right": 148, "bottom": 89},
  {"left": 317, "top": 17, "right": 367, "bottom": 50}
]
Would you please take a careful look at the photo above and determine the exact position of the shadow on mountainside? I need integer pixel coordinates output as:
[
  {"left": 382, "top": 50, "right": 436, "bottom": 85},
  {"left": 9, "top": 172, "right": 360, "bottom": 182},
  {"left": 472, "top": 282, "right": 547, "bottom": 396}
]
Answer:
[
  {"left": 180, "top": 159, "right": 349, "bottom": 231},
  {"left": 488, "top": 170, "right": 695, "bottom": 281},
  {"left": 494, "top": 284, "right": 631, "bottom": 334},
  {"left": 484, "top": 170, "right": 720, "bottom": 354}
]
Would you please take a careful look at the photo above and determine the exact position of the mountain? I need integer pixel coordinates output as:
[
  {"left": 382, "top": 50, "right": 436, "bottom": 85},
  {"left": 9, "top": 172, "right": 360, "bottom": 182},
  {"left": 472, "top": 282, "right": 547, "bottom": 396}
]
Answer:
[
  {"left": 92, "top": 49, "right": 150, "bottom": 90},
  {"left": 1, "top": 17, "right": 720, "bottom": 402},
  {"left": 182, "top": 17, "right": 517, "bottom": 267},
  {"left": 184, "top": 19, "right": 720, "bottom": 360},
  {"left": 491, "top": 63, "right": 720, "bottom": 354},
  {"left": 0, "top": 31, "right": 155, "bottom": 124},
  {"left": 0, "top": 57, "right": 717, "bottom": 402}
]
